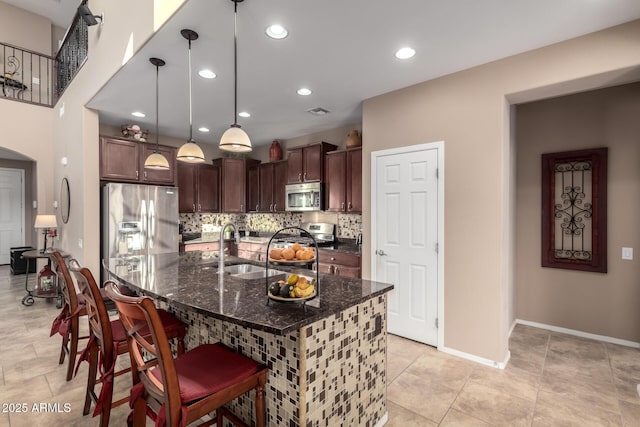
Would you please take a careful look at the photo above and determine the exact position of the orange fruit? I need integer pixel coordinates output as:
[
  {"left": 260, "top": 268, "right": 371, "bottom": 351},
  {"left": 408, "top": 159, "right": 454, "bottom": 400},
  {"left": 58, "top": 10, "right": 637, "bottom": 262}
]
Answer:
[
  {"left": 282, "top": 248, "right": 295, "bottom": 260},
  {"left": 296, "top": 250, "right": 306, "bottom": 260},
  {"left": 269, "top": 248, "right": 283, "bottom": 259},
  {"left": 291, "top": 243, "right": 302, "bottom": 253}
]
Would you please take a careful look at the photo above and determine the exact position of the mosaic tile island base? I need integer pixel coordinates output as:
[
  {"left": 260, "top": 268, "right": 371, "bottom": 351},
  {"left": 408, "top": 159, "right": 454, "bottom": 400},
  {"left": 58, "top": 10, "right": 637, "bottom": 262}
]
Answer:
[{"left": 106, "top": 252, "right": 393, "bottom": 426}]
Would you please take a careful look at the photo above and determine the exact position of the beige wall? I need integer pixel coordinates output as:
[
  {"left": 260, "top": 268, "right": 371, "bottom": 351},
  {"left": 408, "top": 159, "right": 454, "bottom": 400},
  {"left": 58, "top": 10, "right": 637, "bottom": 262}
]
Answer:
[
  {"left": 515, "top": 82, "right": 640, "bottom": 342},
  {"left": 0, "top": 2, "right": 51, "bottom": 54},
  {"left": 363, "top": 20, "right": 640, "bottom": 362}
]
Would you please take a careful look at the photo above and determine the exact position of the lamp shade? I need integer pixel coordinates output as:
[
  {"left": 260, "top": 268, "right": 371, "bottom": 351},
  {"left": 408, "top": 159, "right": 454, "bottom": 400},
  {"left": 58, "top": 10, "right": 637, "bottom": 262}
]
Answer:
[
  {"left": 144, "top": 152, "right": 170, "bottom": 169},
  {"left": 34, "top": 214, "right": 57, "bottom": 229},
  {"left": 176, "top": 141, "right": 206, "bottom": 162},
  {"left": 219, "top": 125, "right": 252, "bottom": 153}
]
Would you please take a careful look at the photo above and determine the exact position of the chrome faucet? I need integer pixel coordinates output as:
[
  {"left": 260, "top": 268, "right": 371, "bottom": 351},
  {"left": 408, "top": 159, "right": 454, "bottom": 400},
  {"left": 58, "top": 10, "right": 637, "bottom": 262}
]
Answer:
[{"left": 218, "top": 223, "right": 240, "bottom": 274}]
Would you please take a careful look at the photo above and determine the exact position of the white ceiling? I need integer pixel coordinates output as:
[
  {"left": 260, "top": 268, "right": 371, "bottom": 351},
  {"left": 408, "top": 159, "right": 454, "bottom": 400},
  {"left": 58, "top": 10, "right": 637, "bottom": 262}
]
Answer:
[{"left": 7, "top": 0, "right": 640, "bottom": 148}]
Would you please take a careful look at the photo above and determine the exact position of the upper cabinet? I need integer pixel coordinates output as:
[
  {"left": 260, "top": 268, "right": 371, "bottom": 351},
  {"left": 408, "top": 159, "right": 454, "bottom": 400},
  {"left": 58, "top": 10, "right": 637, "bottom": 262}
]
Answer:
[
  {"left": 287, "top": 142, "right": 337, "bottom": 183},
  {"left": 212, "top": 158, "right": 260, "bottom": 213},
  {"left": 177, "top": 163, "right": 220, "bottom": 213},
  {"left": 247, "top": 161, "right": 288, "bottom": 213},
  {"left": 325, "top": 148, "right": 362, "bottom": 213},
  {"left": 100, "top": 136, "right": 177, "bottom": 186}
]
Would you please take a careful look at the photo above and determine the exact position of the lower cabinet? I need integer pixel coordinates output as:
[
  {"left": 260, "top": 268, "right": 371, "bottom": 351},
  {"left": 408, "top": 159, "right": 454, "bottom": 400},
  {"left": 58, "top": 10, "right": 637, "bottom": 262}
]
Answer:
[
  {"left": 183, "top": 241, "right": 233, "bottom": 253},
  {"left": 318, "top": 249, "right": 361, "bottom": 278},
  {"left": 237, "top": 242, "right": 268, "bottom": 262}
]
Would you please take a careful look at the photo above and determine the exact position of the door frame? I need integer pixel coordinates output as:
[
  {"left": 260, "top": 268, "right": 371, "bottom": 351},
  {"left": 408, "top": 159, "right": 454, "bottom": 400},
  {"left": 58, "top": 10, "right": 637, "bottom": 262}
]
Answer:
[
  {"left": 371, "top": 141, "right": 445, "bottom": 348},
  {"left": 0, "top": 166, "right": 26, "bottom": 253}
]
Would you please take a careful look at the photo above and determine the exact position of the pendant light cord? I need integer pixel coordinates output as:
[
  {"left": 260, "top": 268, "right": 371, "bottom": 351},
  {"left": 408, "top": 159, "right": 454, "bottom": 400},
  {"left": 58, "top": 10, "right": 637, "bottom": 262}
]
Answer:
[
  {"left": 188, "top": 38, "right": 194, "bottom": 141},
  {"left": 155, "top": 62, "right": 160, "bottom": 153},
  {"left": 233, "top": 0, "right": 238, "bottom": 126}
]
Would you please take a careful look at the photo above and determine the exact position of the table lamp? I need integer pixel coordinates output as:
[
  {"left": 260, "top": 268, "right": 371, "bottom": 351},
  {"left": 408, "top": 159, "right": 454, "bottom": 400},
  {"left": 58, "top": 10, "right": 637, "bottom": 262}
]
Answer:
[{"left": 34, "top": 214, "right": 57, "bottom": 253}]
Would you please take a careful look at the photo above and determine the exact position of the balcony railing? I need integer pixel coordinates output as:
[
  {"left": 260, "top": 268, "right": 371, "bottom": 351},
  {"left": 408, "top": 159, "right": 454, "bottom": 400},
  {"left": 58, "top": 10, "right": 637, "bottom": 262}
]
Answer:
[
  {"left": 1, "top": 42, "right": 55, "bottom": 107},
  {"left": 1, "top": 0, "right": 89, "bottom": 108}
]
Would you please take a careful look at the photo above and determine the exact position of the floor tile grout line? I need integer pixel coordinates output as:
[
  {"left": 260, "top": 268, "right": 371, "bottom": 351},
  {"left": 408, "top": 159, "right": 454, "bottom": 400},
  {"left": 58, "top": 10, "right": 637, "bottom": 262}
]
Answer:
[{"left": 529, "top": 331, "right": 551, "bottom": 427}]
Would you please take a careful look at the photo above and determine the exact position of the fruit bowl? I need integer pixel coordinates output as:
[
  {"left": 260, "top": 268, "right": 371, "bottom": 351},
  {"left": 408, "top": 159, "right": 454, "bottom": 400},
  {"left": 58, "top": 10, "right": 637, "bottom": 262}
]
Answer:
[
  {"left": 268, "top": 289, "right": 317, "bottom": 302},
  {"left": 268, "top": 257, "right": 315, "bottom": 265}
]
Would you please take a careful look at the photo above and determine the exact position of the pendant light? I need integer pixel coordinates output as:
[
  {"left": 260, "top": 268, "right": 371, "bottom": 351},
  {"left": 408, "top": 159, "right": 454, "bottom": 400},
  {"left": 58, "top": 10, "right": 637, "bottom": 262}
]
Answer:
[
  {"left": 177, "top": 29, "right": 206, "bottom": 163},
  {"left": 144, "top": 57, "right": 170, "bottom": 170},
  {"left": 219, "top": 0, "right": 252, "bottom": 153}
]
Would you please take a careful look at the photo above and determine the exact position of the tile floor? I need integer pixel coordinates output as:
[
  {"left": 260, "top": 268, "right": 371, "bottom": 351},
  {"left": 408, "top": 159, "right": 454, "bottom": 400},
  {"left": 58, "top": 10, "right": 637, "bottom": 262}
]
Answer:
[{"left": 1, "top": 265, "right": 639, "bottom": 426}]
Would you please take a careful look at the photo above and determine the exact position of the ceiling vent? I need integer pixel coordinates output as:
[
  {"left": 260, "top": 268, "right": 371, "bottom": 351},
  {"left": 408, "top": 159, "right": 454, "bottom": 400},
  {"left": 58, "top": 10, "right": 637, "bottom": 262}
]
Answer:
[{"left": 306, "top": 107, "right": 330, "bottom": 116}]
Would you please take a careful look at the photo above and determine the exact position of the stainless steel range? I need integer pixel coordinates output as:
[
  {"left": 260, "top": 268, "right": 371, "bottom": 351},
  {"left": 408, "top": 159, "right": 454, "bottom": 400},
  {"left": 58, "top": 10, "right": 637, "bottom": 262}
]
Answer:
[{"left": 274, "top": 222, "right": 335, "bottom": 247}]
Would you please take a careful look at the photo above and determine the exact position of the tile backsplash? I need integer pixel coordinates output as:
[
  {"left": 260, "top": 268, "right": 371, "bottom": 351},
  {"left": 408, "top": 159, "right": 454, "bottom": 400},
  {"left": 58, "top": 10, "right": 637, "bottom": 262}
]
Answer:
[{"left": 180, "top": 212, "right": 362, "bottom": 239}]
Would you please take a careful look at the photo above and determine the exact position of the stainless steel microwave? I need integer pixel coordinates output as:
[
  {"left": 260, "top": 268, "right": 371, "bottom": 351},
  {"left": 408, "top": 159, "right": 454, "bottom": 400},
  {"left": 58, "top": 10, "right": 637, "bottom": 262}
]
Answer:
[{"left": 285, "top": 182, "right": 323, "bottom": 211}]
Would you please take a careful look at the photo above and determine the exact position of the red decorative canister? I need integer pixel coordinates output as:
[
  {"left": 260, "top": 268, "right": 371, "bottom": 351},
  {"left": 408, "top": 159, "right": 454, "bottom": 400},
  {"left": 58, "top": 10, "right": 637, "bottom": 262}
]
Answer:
[{"left": 270, "top": 140, "right": 283, "bottom": 162}]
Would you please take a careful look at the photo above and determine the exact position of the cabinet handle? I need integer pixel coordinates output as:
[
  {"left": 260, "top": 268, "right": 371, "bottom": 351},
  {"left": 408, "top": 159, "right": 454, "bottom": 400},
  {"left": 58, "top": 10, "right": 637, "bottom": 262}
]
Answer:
[
  {"left": 144, "top": 171, "right": 148, "bottom": 179},
  {"left": 256, "top": 204, "right": 259, "bottom": 211},
  {"left": 298, "top": 173, "right": 302, "bottom": 182},
  {"left": 198, "top": 204, "right": 201, "bottom": 212},
  {"left": 348, "top": 202, "right": 352, "bottom": 210},
  {"left": 273, "top": 203, "right": 277, "bottom": 211},
  {"left": 270, "top": 204, "right": 273, "bottom": 212},
  {"left": 192, "top": 204, "right": 196, "bottom": 212},
  {"left": 341, "top": 202, "right": 345, "bottom": 210},
  {"left": 136, "top": 170, "right": 139, "bottom": 178},
  {"left": 303, "top": 172, "right": 307, "bottom": 181},
  {"left": 328, "top": 265, "right": 333, "bottom": 273},
  {"left": 330, "top": 257, "right": 335, "bottom": 261},
  {"left": 241, "top": 204, "right": 244, "bottom": 212}
]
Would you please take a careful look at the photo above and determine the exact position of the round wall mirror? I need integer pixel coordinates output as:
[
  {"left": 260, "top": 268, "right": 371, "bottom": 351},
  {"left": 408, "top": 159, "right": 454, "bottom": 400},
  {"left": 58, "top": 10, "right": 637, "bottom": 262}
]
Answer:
[{"left": 60, "top": 177, "right": 70, "bottom": 224}]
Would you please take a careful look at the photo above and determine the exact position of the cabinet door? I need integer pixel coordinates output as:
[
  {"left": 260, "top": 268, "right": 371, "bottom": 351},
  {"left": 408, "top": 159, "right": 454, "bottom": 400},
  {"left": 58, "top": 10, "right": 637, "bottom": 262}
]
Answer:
[
  {"left": 221, "top": 158, "right": 246, "bottom": 212},
  {"left": 325, "top": 151, "right": 346, "bottom": 212},
  {"left": 303, "top": 145, "right": 322, "bottom": 182},
  {"left": 259, "top": 163, "right": 274, "bottom": 212},
  {"left": 100, "top": 137, "right": 140, "bottom": 182},
  {"left": 346, "top": 148, "right": 362, "bottom": 212},
  {"left": 273, "top": 161, "right": 288, "bottom": 212},
  {"left": 141, "top": 144, "right": 177, "bottom": 185},
  {"left": 198, "top": 164, "right": 220, "bottom": 213},
  {"left": 248, "top": 165, "right": 261, "bottom": 212},
  {"left": 334, "top": 265, "right": 361, "bottom": 278},
  {"left": 177, "top": 163, "right": 197, "bottom": 213},
  {"left": 287, "top": 148, "right": 303, "bottom": 183}
]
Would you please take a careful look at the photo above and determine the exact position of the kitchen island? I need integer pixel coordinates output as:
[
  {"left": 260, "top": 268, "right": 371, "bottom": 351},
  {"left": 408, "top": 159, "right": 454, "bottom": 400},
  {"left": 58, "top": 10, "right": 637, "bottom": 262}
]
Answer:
[{"left": 105, "top": 252, "right": 393, "bottom": 427}]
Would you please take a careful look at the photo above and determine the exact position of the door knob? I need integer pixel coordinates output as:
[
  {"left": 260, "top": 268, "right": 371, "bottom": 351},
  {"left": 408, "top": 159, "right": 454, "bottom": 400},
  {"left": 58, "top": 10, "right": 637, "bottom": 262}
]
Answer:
[{"left": 375, "top": 249, "right": 388, "bottom": 256}]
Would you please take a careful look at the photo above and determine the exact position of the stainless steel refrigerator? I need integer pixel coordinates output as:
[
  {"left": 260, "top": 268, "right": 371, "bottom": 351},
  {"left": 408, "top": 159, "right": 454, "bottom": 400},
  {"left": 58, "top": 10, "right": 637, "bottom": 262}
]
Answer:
[{"left": 102, "top": 183, "right": 179, "bottom": 268}]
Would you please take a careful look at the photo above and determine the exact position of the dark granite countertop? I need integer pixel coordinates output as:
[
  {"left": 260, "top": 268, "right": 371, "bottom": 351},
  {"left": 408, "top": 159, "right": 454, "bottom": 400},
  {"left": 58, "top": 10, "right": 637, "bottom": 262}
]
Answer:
[{"left": 105, "top": 252, "right": 392, "bottom": 335}]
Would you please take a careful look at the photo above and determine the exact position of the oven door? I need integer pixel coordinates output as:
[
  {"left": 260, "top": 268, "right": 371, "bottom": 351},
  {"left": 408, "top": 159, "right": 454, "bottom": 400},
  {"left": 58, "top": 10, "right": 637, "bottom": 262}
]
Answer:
[{"left": 285, "top": 183, "right": 323, "bottom": 211}]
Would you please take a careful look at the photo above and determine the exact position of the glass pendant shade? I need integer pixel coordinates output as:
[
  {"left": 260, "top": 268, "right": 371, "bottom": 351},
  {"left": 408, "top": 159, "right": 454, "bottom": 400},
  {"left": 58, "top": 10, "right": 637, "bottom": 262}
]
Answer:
[
  {"left": 220, "top": 125, "right": 252, "bottom": 152},
  {"left": 144, "top": 152, "right": 170, "bottom": 169},
  {"left": 144, "top": 57, "right": 170, "bottom": 170},
  {"left": 177, "top": 140, "right": 206, "bottom": 162}
]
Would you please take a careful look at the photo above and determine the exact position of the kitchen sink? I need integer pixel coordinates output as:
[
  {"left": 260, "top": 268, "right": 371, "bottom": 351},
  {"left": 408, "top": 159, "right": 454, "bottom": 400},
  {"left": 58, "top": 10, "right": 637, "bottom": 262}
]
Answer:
[
  {"left": 220, "top": 264, "right": 287, "bottom": 280},
  {"left": 239, "top": 236, "right": 271, "bottom": 244}
]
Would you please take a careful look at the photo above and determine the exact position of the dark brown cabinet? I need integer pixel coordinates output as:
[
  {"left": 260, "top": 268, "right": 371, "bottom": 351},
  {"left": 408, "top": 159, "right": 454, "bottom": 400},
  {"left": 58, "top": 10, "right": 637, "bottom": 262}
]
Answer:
[
  {"left": 100, "top": 136, "right": 177, "bottom": 185},
  {"left": 325, "top": 148, "right": 362, "bottom": 213},
  {"left": 177, "top": 163, "right": 220, "bottom": 213},
  {"left": 287, "top": 142, "right": 337, "bottom": 183},
  {"left": 318, "top": 249, "right": 361, "bottom": 278},
  {"left": 246, "top": 161, "right": 288, "bottom": 212},
  {"left": 212, "top": 158, "right": 260, "bottom": 213}
]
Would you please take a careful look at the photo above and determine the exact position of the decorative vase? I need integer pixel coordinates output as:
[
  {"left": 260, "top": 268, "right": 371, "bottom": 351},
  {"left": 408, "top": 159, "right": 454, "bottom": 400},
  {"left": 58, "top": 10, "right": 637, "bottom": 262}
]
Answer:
[
  {"left": 270, "top": 140, "right": 283, "bottom": 162},
  {"left": 346, "top": 130, "right": 362, "bottom": 148}
]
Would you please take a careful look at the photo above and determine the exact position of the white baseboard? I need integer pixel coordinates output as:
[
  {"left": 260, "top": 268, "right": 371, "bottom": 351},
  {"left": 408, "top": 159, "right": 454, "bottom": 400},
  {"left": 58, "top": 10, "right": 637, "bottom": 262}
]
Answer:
[
  {"left": 373, "top": 412, "right": 388, "bottom": 427},
  {"left": 439, "top": 345, "right": 511, "bottom": 369},
  {"left": 515, "top": 319, "right": 640, "bottom": 349}
]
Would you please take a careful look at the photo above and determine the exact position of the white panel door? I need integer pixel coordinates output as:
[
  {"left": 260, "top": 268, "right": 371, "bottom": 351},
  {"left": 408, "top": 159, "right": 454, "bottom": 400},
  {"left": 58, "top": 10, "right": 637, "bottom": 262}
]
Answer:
[
  {"left": 374, "top": 148, "right": 439, "bottom": 345},
  {"left": 0, "top": 168, "right": 25, "bottom": 264}
]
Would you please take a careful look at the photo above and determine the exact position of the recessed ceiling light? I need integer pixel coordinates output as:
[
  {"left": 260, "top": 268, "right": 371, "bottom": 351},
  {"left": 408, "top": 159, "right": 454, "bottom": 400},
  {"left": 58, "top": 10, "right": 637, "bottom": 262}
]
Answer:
[
  {"left": 131, "top": 111, "right": 145, "bottom": 118},
  {"left": 266, "top": 24, "right": 288, "bottom": 39},
  {"left": 395, "top": 47, "right": 416, "bottom": 59},
  {"left": 198, "top": 127, "right": 210, "bottom": 133},
  {"left": 297, "top": 88, "right": 312, "bottom": 96},
  {"left": 238, "top": 111, "right": 251, "bottom": 118},
  {"left": 198, "top": 69, "right": 216, "bottom": 79}
]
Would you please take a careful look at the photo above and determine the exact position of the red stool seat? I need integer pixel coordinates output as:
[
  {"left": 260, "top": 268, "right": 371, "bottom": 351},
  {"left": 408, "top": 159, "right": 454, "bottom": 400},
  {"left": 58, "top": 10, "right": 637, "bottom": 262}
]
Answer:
[{"left": 151, "top": 343, "right": 261, "bottom": 403}]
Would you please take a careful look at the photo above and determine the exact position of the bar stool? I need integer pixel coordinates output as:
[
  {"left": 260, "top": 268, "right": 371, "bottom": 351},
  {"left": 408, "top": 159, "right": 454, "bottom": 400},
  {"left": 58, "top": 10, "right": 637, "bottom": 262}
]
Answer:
[
  {"left": 104, "top": 281, "right": 268, "bottom": 427},
  {"left": 70, "top": 261, "right": 187, "bottom": 427},
  {"left": 49, "top": 251, "right": 89, "bottom": 382}
]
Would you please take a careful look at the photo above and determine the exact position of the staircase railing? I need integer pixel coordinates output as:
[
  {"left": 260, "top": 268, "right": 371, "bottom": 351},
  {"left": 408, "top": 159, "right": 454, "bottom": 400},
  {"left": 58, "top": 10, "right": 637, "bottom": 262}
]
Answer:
[
  {"left": 1, "top": 42, "right": 55, "bottom": 107},
  {"left": 54, "top": 4, "right": 88, "bottom": 101}
]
